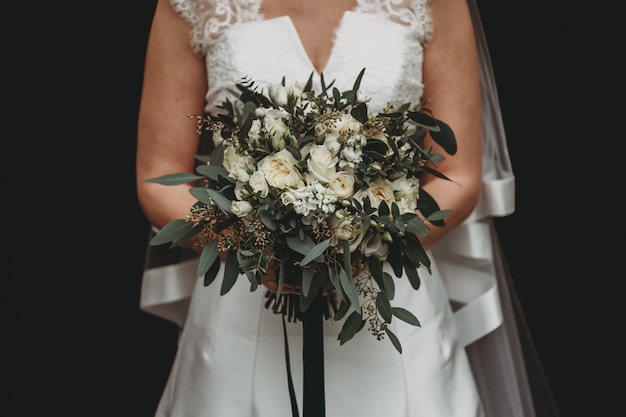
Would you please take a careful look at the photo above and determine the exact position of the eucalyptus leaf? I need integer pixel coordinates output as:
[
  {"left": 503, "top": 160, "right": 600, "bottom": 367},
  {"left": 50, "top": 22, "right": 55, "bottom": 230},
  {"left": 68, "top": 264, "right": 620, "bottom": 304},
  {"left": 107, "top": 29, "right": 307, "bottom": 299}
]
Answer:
[
  {"left": 197, "top": 239, "right": 219, "bottom": 278},
  {"left": 196, "top": 164, "right": 230, "bottom": 181},
  {"left": 301, "top": 266, "right": 315, "bottom": 297},
  {"left": 300, "top": 239, "right": 330, "bottom": 266},
  {"left": 403, "top": 259, "right": 421, "bottom": 291},
  {"left": 300, "top": 276, "right": 322, "bottom": 312},
  {"left": 375, "top": 292, "right": 392, "bottom": 323},
  {"left": 188, "top": 187, "right": 213, "bottom": 206},
  {"left": 220, "top": 251, "right": 240, "bottom": 295},
  {"left": 339, "top": 268, "right": 361, "bottom": 314},
  {"left": 427, "top": 209, "right": 453, "bottom": 222},
  {"left": 430, "top": 119, "right": 457, "bottom": 155},
  {"left": 406, "top": 110, "right": 439, "bottom": 129},
  {"left": 207, "top": 189, "right": 233, "bottom": 213},
  {"left": 385, "top": 328, "right": 402, "bottom": 353},
  {"left": 149, "top": 219, "right": 195, "bottom": 246},
  {"left": 258, "top": 209, "right": 277, "bottom": 231},
  {"left": 404, "top": 215, "right": 430, "bottom": 237},
  {"left": 382, "top": 272, "right": 396, "bottom": 300},
  {"left": 392, "top": 307, "right": 421, "bottom": 327},
  {"left": 286, "top": 235, "right": 317, "bottom": 256},
  {"left": 203, "top": 256, "right": 221, "bottom": 287},
  {"left": 339, "top": 311, "right": 365, "bottom": 345},
  {"left": 333, "top": 299, "right": 350, "bottom": 321},
  {"left": 144, "top": 172, "right": 203, "bottom": 185}
]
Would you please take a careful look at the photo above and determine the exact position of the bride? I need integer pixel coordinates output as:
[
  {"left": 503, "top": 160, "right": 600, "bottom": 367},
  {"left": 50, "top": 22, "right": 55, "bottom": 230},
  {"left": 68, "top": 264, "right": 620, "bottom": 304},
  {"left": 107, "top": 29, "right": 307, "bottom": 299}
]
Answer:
[{"left": 135, "top": 0, "right": 560, "bottom": 416}]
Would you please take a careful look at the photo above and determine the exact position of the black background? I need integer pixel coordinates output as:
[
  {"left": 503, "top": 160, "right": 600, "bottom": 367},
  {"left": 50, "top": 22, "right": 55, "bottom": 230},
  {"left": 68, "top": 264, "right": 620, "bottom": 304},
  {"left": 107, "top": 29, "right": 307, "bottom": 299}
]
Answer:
[{"left": 9, "top": 1, "right": 621, "bottom": 416}]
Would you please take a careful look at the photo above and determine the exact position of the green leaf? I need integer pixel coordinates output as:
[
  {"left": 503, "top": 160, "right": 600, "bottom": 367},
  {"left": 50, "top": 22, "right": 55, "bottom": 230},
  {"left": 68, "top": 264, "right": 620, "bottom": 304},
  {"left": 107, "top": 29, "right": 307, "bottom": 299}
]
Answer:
[
  {"left": 406, "top": 110, "right": 438, "bottom": 129},
  {"left": 300, "top": 239, "right": 330, "bottom": 266},
  {"left": 197, "top": 239, "right": 219, "bottom": 277},
  {"left": 385, "top": 328, "right": 402, "bottom": 353},
  {"left": 333, "top": 299, "right": 350, "bottom": 321},
  {"left": 368, "top": 256, "right": 384, "bottom": 289},
  {"left": 203, "top": 256, "right": 221, "bottom": 287},
  {"left": 339, "top": 267, "right": 361, "bottom": 314},
  {"left": 351, "top": 102, "right": 368, "bottom": 124},
  {"left": 404, "top": 260, "right": 421, "bottom": 290},
  {"left": 299, "top": 276, "right": 322, "bottom": 312},
  {"left": 301, "top": 266, "right": 315, "bottom": 297},
  {"left": 404, "top": 215, "right": 430, "bottom": 237},
  {"left": 196, "top": 164, "right": 230, "bottom": 181},
  {"left": 392, "top": 307, "right": 421, "bottom": 327},
  {"left": 427, "top": 209, "right": 453, "bottom": 222},
  {"left": 149, "top": 219, "right": 195, "bottom": 246},
  {"left": 342, "top": 240, "right": 352, "bottom": 279},
  {"left": 220, "top": 250, "right": 240, "bottom": 295},
  {"left": 430, "top": 119, "right": 457, "bottom": 155},
  {"left": 338, "top": 311, "right": 365, "bottom": 345},
  {"left": 375, "top": 292, "right": 392, "bottom": 323},
  {"left": 382, "top": 272, "right": 395, "bottom": 300},
  {"left": 188, "top": 187, "right": 213, "bottom": 206},
  {"left": 207, "top": 189, "right": 233, "bottom": 213},
  {"left": 258, "top": 209, "right": 277, "bottom": 231},
  {"left": 402, "top": 234, "right": 430, "bottom": 271},
  {"left": 144, "top": 172, "right": 203, "bottom": 185}
]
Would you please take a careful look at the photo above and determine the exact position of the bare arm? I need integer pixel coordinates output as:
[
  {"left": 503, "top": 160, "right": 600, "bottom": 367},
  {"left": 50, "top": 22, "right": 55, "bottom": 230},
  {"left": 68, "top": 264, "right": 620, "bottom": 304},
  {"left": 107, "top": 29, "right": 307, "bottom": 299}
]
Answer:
[
  {"left": 418, "top": 0, "right": 483, "bottom": 250},
  {"left": 136, "top": 0, "right": 208, "bottom": 230}
]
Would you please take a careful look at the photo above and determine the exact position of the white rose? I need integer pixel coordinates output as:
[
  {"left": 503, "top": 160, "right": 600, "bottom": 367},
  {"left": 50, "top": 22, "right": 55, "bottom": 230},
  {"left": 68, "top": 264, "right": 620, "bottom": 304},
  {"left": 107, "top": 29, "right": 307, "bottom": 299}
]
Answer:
[
  {"left": 307, "top": 145, "right": 337, "bottom": 183},
  {"left": 367, "top": 178, "right": 396, "bottom": 209},
  {"left": 222, "top": 144, "right": 254, "bottom": 182},
  {"left": 248, "top": 170, "right": 269, "bottom": 198},
  {"left": 231, "top": 200, "right": 253, "bottom": 217},
  {"left": 359, "top": 232, "right": 388, "bottom": 260},
  {"left": 327, "top": 171, "right": 355, "bottom": 200},
  {"left": 330, "top": 213, "right": 365, "bottom": 253},
  {"left": 353, "top": 178, "right": 395, "bottom": 213},
  {"left": 257, "top": 149, "right": 304, "bottom": 189}
]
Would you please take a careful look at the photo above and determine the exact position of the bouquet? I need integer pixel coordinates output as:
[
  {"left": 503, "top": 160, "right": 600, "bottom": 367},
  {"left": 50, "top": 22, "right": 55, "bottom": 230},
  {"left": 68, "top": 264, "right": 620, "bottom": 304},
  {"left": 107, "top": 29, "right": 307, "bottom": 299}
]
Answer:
[{"left": 147, "top": 68, "right": 457, "bottom": 353}]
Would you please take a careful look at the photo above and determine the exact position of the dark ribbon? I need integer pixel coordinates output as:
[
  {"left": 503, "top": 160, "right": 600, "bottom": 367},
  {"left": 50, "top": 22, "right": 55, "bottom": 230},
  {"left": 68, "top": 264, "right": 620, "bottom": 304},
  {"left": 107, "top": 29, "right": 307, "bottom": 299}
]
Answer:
[{"left": 279, "top": 293, "right": 326, "bottom": 417}]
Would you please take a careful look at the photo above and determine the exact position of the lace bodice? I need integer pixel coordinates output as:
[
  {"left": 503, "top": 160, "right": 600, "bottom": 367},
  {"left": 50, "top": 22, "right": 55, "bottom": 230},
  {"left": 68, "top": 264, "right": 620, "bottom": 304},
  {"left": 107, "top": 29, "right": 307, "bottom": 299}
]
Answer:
[{"left": 170, "top": 0, "right": 433, "bottom": 117}]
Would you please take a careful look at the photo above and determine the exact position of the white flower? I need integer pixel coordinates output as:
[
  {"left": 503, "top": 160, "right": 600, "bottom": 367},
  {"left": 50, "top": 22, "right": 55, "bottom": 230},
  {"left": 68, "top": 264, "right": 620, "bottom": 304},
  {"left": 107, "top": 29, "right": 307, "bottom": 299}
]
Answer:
[
  {"left": 266, "top": 117, "right": 289, "bottom": 151},
  {"left": 327, "top": 171, "right": 355, "bottom": 200},
  {"left": 392, "top": 176, "right": 420, "bottom": 214},
  {"left": 353, "top": 178, "right": 395, "bottom": 213},
  {"left": 268, "top": 84, "right": 290, "bottom": 108},
  {"left": 231, "top": 200, "right": 253, "bottom": 217},
  {"left": 248, "top": 170, "right": 269, "bottom": 198},
  {"left": 222, "top": 144, "right": 254, "bottom": 182},
  {"left": 307, "top": 145, "right": 338, "bottom": 184},
  {"left": 257, "top": 149, "right": 304, "bottom": 190},
  {"left": 335, "top": 113, "right": 362, "bottom": 136},
  {"left": 330, "top": 212, "right": 365, "bottom": 253},
  {"left": 359, "top": 232, "right": 388, "bottom": 260}
]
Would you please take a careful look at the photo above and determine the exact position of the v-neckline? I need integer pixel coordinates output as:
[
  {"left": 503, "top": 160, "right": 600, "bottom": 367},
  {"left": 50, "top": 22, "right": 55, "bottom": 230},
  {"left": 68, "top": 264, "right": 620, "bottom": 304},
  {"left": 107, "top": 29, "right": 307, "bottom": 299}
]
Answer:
[{"left": 262, "top": 10, "right": 357, "bottom": 76}]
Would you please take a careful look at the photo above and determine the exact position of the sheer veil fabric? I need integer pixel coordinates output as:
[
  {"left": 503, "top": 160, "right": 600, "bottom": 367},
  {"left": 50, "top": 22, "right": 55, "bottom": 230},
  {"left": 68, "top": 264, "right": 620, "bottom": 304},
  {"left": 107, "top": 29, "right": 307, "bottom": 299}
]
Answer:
[{"left": 138, "top": 0, "right": 560, "bottom": 415}]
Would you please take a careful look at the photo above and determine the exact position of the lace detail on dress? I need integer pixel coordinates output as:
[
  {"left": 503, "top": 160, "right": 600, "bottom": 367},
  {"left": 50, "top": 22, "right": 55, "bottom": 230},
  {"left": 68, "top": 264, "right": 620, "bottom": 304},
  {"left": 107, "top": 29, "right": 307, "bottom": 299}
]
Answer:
[
  {"left": 170, "top": 0, "right": 263, "bottom": 54},
  {"left": 356, "top": 0, "right": 433, "bottom": 42},
  {"left": 171, "top": 0, "right": 433, "bottom": 54}
]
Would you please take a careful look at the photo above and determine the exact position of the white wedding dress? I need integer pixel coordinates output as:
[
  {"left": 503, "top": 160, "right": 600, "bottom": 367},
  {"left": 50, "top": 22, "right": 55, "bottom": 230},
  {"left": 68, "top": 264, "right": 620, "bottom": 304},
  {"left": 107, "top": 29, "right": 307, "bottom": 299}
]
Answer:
[{"left": 139, "top": 1, "right": 558, "bottom": 416}]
